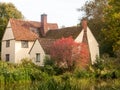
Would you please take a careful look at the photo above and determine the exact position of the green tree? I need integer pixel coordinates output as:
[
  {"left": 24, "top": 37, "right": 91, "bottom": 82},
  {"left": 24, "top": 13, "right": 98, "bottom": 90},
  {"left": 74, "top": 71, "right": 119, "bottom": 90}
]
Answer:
[
  {"left": 79, "top": 0, "right": 107, "bottom": 19},
  {"left": 0, "top": 2, "right": 23, "bottom": 51},
  {"left": 78, "top": 0, "right": 108, "bottom": 55},
  {"left": 102, "top": 0, "right": 120, "bottom": 56}
]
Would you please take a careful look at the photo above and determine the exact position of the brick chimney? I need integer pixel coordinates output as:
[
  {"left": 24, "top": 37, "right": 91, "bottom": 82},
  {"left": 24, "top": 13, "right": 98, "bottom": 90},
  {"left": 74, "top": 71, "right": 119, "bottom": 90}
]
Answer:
[
  {"left": 82, "top": 18, "right": 88, "bottom": 43},
  {"left": 41, "top": 14, "right": 48, "bottom": 36},
  {"left": 82, "top": 18, "right": 87, "bottom": 31},
  {"left": 81, "top": 18, "right": 91, "bottom": 67}
]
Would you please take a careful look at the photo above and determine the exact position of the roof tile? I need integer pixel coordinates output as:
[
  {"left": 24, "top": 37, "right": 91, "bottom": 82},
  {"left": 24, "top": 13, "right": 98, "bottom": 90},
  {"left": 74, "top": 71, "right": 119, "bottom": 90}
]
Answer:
[
  {"left": 10, "top": 19, "right": 39, "bottom": 40},
  {"left": 10, "top": 19, "right": 58, "bottom": 40},
  {"left": 39, "top": 38, "right": 56, "bottom": 54},
  {"left": 45, "top": 26, "right": 82, "bottom": 39}
]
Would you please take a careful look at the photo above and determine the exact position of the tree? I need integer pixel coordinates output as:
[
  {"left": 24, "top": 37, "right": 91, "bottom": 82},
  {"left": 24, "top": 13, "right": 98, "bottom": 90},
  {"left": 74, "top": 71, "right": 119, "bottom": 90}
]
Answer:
[
  {"left": 80, "top": 0, "right": 108, "bottom": 19},
  {"left": 79, "top": 42, "right": 90, "bottom": 68},
  {"left": 78, "top": 0, "right": 107, "bottom": 44},
  {"left": 50, "top": 37, "right": 89, "bottom": 70},
  {"left": 101, "top": 0, "right": 120, "bottom": 56},
  {"left": 0, "top": 2, "right": 23, "bottom": 51},
  {"left": 78, "top": 0, "right": 109, "bottom": 55}
]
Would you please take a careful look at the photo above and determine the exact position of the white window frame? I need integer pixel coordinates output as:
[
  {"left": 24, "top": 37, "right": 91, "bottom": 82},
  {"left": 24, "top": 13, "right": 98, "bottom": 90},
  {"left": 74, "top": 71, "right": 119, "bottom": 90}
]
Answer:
[{"left": 36, "top": 53, "right": 40, "bottom": 62}]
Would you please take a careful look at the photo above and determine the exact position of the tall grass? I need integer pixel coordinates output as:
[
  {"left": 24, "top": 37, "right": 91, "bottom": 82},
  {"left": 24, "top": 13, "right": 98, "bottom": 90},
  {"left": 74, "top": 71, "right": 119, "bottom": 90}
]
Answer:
[
  {"left": 0, "top": 57, "right": 120, "bottom": 89},
  {"left": 0, "top": 59, "right": 48, "bottom": 84},
  {"left": 38, "top": 76, "right": 94, "bottom": 90}
]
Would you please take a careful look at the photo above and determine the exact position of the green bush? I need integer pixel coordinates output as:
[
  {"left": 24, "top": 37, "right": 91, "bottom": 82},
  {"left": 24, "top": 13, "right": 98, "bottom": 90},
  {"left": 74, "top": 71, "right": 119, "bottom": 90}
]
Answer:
[
  {"left": 114, "top": 70, "right": 120, "bottom": 78},
  {"left": 0, "top": 59, "right": 47, "bottom": 83},
  {"left": 73, "top": 68, "right": 90, "bottom": 78},
  {"left": 43, "top": 65, "right": 56, "bottom": 75},
  {"left": 43, "top": 56, "right": 64, "bottom": 75},
  {"left": 61, "top": 72, "right": 72, "bottom": 81},
  {"left": 44, "top": 56, "right": 55, "bottom": 66}
]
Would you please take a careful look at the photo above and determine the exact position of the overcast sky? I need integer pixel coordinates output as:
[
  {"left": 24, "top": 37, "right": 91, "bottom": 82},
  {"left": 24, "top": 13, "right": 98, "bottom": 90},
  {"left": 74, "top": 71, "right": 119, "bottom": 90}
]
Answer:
[{"left": 1, "top": 0, "right": 89, "bottom": 27}]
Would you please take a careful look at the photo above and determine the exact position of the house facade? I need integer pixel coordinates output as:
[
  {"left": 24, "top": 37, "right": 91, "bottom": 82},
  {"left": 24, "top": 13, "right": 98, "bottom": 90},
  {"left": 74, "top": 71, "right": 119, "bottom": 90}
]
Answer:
[
  {"left": 75, "top": 27, "right": 99, "bottom": 64},
  {"left": 1, "top": 14, "right": 99, "bottom": 66}
]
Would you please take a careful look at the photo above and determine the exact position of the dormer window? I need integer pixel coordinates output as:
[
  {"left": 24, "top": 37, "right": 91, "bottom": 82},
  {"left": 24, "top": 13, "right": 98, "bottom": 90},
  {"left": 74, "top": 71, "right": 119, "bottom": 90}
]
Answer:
[
  {"left": 6, "top": 40, "right": 10, "bottom": 47},
  {"left": 30, "top": 27, "right": 39, "bottom": 35},
  {"left": 21, "top": 41, "right": 28, "bottom": 48}
]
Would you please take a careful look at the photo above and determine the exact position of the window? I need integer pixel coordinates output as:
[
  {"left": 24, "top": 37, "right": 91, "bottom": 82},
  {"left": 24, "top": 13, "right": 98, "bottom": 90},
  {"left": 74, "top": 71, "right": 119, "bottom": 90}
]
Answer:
[
  {"left": 36, "top": 53, "right": 40, "bottom": 62},
  {"left": 30, "top": 27, "right": 39, "bottom": 35},
  {"left": 21, "top": 41, "right": 28, "bottom": 48},
  {"left": 6, "top": 40, "right": 10, "bottom": 47},
  {"left": 6, "top": 54, "right": 10, "bottom": 61}
]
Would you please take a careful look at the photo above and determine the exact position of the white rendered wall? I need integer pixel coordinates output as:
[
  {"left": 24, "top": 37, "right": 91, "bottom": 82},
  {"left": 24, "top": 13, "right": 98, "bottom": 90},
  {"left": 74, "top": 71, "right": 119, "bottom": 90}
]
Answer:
[
  {"left": 87, "top": 27, "right": 99, "bottom": 64},
  {"left": 1, "top": 21, "right": 15, "bottom": 63},
  {"left": 2, "top": 21, "right": 14, "bottom": 40},
  {"left": 29, "top": 39, "right": 45, "bottom": 66},
  {"left": 1, "top": 40, "right": 15, "bottom": 63},
  {"left": 75, "top": 30, "right": 84, "bottom": 43},
  {"left": 75, "top": 27, "right": 99, "bottom": 64},
  {"left": 15, "top": 41, "right": 34, "bottom": 63}
]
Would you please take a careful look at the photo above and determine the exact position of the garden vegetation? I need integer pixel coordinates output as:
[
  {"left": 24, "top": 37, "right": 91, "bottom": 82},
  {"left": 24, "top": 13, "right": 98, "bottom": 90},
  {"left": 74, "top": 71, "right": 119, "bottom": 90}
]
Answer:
[{"left": 0, "top": 56, "right": 120, "bottom": 89}]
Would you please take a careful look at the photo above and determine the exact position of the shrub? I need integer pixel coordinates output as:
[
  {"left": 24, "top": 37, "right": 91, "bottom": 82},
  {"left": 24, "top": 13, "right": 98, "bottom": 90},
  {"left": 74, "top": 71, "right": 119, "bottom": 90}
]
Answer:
[
  {"left": 50, "top": 37, "right": 85, "bottom": 71},
  {"left": 44, "top": 56, "right": 64, "bottom": 75},
  {"left": 61, "top": 72, "right": 72, "bottom": 81},
  {"left": 73, "top": 68, "right": 90, "bottom": 78},
  {"left": 44, "top": 56, "right": 55, "bottom": 66},
  {"left": 43, "top": 65, "right": 56, "bottom": 75}
]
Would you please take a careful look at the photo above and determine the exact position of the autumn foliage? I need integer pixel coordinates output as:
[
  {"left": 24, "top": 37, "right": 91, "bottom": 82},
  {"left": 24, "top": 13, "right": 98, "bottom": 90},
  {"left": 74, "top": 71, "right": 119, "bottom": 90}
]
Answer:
[
  {"left": 78, "top": 43, "right": 90, "bottom": 67},
  {"left": 50, "top": 37, "right": 90, "bottom": 69}
]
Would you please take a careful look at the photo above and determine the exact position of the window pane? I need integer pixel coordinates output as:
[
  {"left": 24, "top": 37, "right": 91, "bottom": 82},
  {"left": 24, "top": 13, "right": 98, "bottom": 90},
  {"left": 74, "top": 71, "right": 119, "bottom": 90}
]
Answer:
[
  {"left": 6, "top": 40, "right": 10, "bottom": 47},
  {"left": 21, "top": 41, "right": 28, "bottom": 48},
  {"left": 6, "top": 54, "right": 10, "bottom": 61},
  {"left": 36, "top": 53, "right": 40, "bottom": 62}
]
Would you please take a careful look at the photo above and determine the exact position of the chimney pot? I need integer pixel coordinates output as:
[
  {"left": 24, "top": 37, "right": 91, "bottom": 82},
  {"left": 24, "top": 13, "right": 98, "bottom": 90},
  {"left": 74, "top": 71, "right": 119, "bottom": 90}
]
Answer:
[
  {"left": 41, "top": 14, "right": 48, "bottom": 36},
  {"left": 82, "top": 18, "right": 87, "bottom": 30}
]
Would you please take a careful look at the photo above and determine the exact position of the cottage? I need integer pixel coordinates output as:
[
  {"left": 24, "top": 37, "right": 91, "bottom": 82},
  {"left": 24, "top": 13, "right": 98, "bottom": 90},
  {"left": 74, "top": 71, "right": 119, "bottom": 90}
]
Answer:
[{"left": 1, "top": 14, "right": 99, "bottom": 65}]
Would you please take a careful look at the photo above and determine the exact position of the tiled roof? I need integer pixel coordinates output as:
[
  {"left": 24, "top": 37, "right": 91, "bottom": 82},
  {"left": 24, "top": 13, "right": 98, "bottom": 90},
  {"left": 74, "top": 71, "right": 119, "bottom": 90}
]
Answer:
[
  {"left": 10, "top": 19, "right": 83, "bottom": 54},
  {"left": 10, "top": 19, "right": 39, "bottom": 40},
  {"left": 10, "top": 18, "right": 58, "bottom": 40},
  {"left": 10, "top": 18, "right": 81, "bottom": 41},
  {"left": 45, "top": 26, "right": 82, "bottom": 39},
  {"left": 38, "top": 26, "right": 82, "bottom": 53},
  {"left": 47, "top": 23, "right": 58, "bottom": 30},
  {"left": 39, "top": 38, "right": 56, "bottom": 54}
]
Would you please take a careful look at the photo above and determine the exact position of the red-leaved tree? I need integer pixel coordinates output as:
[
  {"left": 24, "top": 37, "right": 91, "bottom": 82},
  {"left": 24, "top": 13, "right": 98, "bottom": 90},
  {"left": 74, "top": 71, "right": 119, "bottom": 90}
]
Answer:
[
  {"left": 50, "top": 36, "right": 90, "bottom": 70},
  {"left": 78, "top": 43, "right": 90, "bottom": 68}
]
